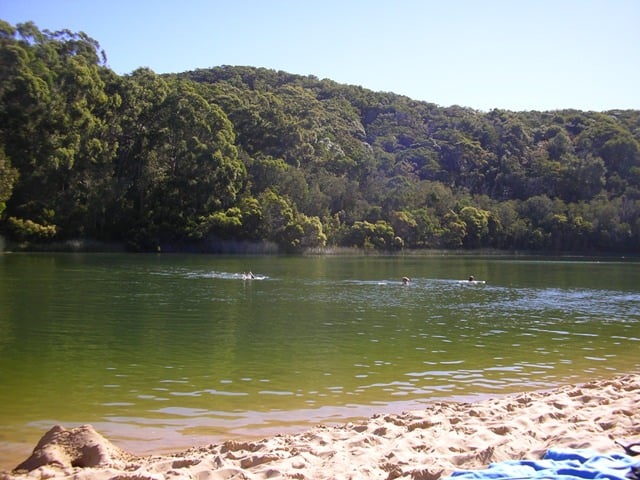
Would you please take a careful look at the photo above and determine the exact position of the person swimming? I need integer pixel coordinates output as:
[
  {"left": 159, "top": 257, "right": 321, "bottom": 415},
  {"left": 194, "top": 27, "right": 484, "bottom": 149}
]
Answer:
[
  {"left": 468, "top": 275, "right": 475, "bottom": 282},
  {"left": 402, "top": 277, "right": 410, "bottom": 285}
]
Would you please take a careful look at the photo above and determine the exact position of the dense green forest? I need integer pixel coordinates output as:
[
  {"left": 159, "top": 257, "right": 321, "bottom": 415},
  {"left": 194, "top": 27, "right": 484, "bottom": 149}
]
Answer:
[{"left": 1, "top": 21, "right": 640, "bottom": 253}]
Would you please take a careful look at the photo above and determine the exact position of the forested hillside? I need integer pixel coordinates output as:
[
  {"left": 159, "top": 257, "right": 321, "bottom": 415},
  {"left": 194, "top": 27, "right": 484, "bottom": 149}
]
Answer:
[{"left": 1, "top": 21, "right": 639, "bottom": 253}]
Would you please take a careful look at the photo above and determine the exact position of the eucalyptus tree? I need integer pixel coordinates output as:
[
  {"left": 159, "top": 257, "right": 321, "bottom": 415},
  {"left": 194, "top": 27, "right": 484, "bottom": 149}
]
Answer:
[
  {"left": 0, "top": 21, "right": 114, "bottom": 241},
  {"left": 114, "top": 72, "right": 245, "bottom": 249},
  {"left": 458, "top": 205, "right": 491, "bottom": 248},
  {"left": 0, "top": 146, "right": 19, "bottom": 216}
]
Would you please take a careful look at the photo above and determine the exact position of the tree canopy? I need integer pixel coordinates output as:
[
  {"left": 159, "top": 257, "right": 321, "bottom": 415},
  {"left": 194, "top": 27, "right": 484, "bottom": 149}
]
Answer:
[{"left": 1, "top": 21, "right": 639, "bottom": 253}]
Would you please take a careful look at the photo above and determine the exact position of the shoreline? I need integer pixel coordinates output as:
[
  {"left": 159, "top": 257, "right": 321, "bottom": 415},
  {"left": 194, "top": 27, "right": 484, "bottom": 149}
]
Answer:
[
  {"left": 4, "top": 238, "right": 639, "bottom": 258},
  {"left": 2, "top": 373, "right": 638, "bottom": 479}
]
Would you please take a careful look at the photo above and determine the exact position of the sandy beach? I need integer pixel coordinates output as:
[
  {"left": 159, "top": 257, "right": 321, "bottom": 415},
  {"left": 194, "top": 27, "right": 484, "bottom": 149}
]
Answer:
[{"left": 2, "top": 373, "right": 638, "bottom": 480}]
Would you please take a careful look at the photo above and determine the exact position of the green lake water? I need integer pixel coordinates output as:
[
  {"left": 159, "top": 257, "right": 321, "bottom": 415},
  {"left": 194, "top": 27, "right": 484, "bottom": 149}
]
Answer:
[{"left": 0, "top": 253, "right": 639, "bottom": 468}]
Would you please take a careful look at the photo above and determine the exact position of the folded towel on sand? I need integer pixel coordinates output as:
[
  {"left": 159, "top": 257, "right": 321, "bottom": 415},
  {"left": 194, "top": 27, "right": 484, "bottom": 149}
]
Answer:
[{"left": 448, "top": 448, "right": 639, "bottom": 480}]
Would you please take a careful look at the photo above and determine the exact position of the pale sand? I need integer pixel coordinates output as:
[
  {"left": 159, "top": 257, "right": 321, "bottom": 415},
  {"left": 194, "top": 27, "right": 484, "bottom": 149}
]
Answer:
[{"left": 2, "top": 374, "right": 638, "bottom": 480}]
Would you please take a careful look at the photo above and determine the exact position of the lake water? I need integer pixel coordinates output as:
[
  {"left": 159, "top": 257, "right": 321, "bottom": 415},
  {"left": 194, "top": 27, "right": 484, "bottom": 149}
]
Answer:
[{"left": 0, "top": 253, "right": 639, "bottom": 468}]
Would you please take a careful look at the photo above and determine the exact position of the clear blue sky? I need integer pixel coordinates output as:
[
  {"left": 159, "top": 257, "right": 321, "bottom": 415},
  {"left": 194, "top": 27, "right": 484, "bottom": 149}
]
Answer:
[{"left": 2, "top": 0, "right": 639, "bottom": 111}]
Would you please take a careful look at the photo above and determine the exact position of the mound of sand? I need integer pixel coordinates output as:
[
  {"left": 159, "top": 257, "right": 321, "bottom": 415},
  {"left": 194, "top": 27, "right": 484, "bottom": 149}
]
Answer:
[{"left": 2, "top": 374, "right": 639, "bottom": 480}]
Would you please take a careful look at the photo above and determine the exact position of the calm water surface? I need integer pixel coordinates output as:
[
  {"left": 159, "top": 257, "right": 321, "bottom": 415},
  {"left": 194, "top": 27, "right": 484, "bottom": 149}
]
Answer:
[{"left": 0, "top": 253, "right": 639, "bottom": 467}]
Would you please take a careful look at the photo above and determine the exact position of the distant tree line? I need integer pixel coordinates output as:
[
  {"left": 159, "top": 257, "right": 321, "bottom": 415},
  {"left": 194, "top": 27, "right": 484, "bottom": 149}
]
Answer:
[{"left": 1, "top": 20, "right": 639, "bottom": 253}]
